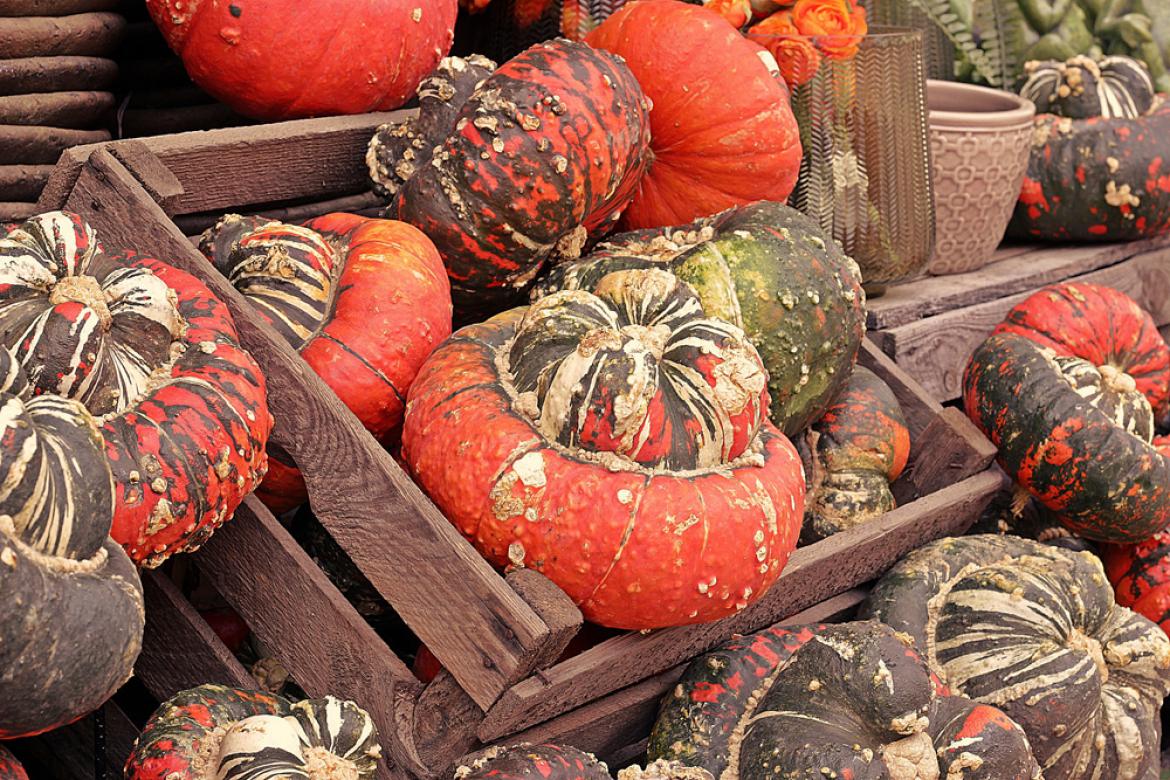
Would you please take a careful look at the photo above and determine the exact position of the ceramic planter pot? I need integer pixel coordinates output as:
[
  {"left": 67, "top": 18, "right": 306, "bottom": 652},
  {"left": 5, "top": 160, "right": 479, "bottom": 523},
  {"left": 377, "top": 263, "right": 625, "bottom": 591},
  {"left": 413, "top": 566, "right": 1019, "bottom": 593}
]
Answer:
[{"left": 928, "top": 81, "right": 1035, "bottom": 275}]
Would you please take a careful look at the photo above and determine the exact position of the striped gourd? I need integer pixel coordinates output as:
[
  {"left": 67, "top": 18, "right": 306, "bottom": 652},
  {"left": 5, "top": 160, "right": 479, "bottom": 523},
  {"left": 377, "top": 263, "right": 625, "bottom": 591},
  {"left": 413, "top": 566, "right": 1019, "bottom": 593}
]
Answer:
[
  {"left": 1019, "top": 55, "right": 1155, "bottom": 121},
  {"left": 1054, "top": 354, "right": 1154, "bottom": 442},
  {"left": 126, "top": 686, "right": 381, "bottom": 780},
  {"left": 862, "top": 534, "right": 1170, "bottom": 780}
]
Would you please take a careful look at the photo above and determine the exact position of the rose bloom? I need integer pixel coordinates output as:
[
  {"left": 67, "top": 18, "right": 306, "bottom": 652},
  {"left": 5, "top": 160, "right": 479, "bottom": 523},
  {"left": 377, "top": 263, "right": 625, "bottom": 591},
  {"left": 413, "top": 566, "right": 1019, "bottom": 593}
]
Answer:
[
  {"left": 704, "top": 0, "right": 754, "bottom": 28},
  {"left": 747, "top": 10, "right": 823, "bottom": 87},
  {"left": 792, "top": 0, "right": 867, "bottom": 60}
]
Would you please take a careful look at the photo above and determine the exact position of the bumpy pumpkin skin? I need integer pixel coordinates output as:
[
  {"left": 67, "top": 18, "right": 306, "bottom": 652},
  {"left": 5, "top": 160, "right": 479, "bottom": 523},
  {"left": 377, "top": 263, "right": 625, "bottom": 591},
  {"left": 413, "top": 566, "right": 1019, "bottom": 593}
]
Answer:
[
  {"left": 455, "top": 744, "right": 612, "bottom": 780},
  {"left": 1009, "top": 97, "right": 1170, "bottom": 241},
  {"left": 0, "top": 348, "right": 143, "bottom": 739},
  {"left": 0, "top": 746, "right": 26, "bottom": 780},
  {"left": 798, "top": 366, "right": 909, "bottom": 543},
  {"left": 144, "top": 0, "right": 458, "bottom": 120},
  {"left": 1019, "top": 55, "right": 1156, "bottom": 120},
  {"left": 403, "top": 269, "right": 805, "bottom": 629},
  {"left": 963, "top": 332, "right": 1170, "bottom": 542},
  {"left": 1103, "top": 529, "right": 1170, "bottom": 636},
  {"left": 200, "top": 211, "right": 451, "bottom": 513},
  {"left": 649, "top": 620, "right": 1041, "bottom": 780},
  {"left": 994, "top": 282, "right": 1170, "bottom": 420},
  {"left": 126, "top": 685, "right": 381, "bottom": 780},
  {"left": 394, "top": 39, "right": 652, "bottom": 311},
  {"left": 586, "top": 0, "right": 802, "bottom": 230},
  {"left": 532, "top": 201, "right": 866, "bottom": 437},
  {"left": 862, "top": 534, "right": 1170, "bottom": 780},
  {"left": 0, "top": 212, "right": 272, "bottom": 567}
]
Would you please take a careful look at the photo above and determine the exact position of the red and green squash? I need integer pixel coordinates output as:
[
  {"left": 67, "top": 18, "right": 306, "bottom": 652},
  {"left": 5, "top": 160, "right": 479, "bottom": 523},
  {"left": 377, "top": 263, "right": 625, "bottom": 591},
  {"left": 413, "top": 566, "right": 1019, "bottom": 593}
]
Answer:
[
  {"left": 963, "top": 332, "right": 1170, "bottom": 542},
  {"left": 0, "top": 212, "right": 272, "bottom": 566},
  {"left": 455, "top": 744, "right": 612, "bottom": 780},
  {"left": 0, "top": 746, "right": 26, "bottom": 780},
  {"left": 199, "top": 212, "right": 450, "bottom": 513},
  {"left": 125, "top": 685, "right": 381, "bottom": 780},
  {"left": 1010, "top": 56, "right": 1170, "bottom": 241},
  {"left": 145, "top": 0, "right": 458, "bottom": 120},
  {"left": 402, "top": 268, "right": 805, "bottom": 629},
  {"left": 649, "top": 620, "right": 1041, "bottom": 779},
  {"left": 532, "top": 201, "right": 866, "bottom": 436},
  {"left": 0, "top": 346, "right": 143, "bottom": 738},
  {"left": 1103, "top": 529, "right": 1170, "bottom": 637},
  {"left": 585, "top": 0, "right": 802, "bottom": 230},
  {"left": 798, "top": 365, "right": 909, "bottom": 542},
  {"left": 393, "top": 39, "right": 652, "bottom": 311},
  {"left": 862, "top": 534, "right": 1170, "bottom": 780}
]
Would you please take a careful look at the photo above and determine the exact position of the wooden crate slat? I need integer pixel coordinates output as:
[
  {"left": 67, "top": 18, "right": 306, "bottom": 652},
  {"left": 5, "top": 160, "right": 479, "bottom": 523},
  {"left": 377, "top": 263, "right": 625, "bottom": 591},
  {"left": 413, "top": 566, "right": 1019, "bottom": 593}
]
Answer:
[
  {"left": 867, "top": 236, "right": 1170, "bottom": 330},
  {"left": 874, "top": 246, "right": 1170, "bottom": 401},
  {"left": 6, "top": 702, "right": 138, "bottom": 779},
  {"left": 62, "top": 148, "right": 554, "bottom": 710},
  {"left": 195, "top": 496, "right": 427, "bottom": 780}
]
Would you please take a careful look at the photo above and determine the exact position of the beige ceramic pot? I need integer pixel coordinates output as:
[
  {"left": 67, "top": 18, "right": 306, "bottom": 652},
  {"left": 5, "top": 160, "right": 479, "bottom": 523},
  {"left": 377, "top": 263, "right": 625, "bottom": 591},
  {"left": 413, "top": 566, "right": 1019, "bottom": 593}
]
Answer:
[{"left": 928, "top": 81, "right": 1035, "bottom": 275}]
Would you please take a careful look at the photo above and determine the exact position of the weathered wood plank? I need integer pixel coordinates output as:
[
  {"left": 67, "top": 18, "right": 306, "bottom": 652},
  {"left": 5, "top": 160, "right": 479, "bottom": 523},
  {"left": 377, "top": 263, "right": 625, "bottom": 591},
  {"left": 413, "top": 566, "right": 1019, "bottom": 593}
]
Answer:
[
  {"left": 876, "top": 248, "right": 1170, "bottom": 401},
  {"left": 5, "top": 701, "right": 138, "bottom": 779},
  {"left": 195, "top": 497, "right": 425, "bottom": 780},
  {"left": 868, "top": 236, "right": 1170, "bottom": 329},
  {"left": 63, "top": 149, "right": 550, "bottom": 710}
]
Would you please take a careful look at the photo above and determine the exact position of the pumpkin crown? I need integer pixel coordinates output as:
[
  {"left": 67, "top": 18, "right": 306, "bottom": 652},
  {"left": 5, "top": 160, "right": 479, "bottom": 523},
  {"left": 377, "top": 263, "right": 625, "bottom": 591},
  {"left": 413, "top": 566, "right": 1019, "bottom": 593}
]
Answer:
[
  {"left": 507, "top": 268, "right": 769, "bottom": 471},
  {"left": 1019, "top": 54, "right": 1156, "bottom": 120}
]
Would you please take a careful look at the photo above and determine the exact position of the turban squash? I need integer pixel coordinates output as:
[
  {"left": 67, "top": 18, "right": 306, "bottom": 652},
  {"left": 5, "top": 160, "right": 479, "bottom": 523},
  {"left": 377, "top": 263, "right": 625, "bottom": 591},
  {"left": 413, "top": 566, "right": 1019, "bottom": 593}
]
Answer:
[
  {"left": 0, "top": 746, "right": 26, "bottom": 780},
  {"left": 144, "top": 0, "right": 458, "bottom": 120},
  {"left": 199, "top": 212, "right": 450, "bottom": 513},
  {"left": 393, "top": 38, "right": 652, "bottom": 311},
  {"left": 402, "top": 268, "right": 804, "bottom": 629},
  {"left": 0, "top": 212, "right": 271, "bottom": 566},
  {"left": 648, "top": 620, "right": 1041, "bottom": 779},
  {"left": 455, "top": 744, "right": 614, "bottom": 780},
  {"left": 862, "top": 534, "right": 1170, "bottom": 780},
  {"left": 585, "top": 0, "right": 802, "bottom": 231},
  {"left": 1103, "top": 528, "right": 1170, "bottom": 637},
  {"left": 125, "top": 685, "right": 381, "bottom": 780},
  {"left": 0, "top": 347, "right": 143, "bottom": 738},
  {"left": 532, "top": 201, "right": 866, "bottom": 437}
]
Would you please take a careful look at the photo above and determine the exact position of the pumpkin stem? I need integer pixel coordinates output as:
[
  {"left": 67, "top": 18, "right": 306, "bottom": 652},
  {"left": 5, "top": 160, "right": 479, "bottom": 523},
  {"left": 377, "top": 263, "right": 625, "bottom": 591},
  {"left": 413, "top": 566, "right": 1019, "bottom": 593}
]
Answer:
[
  {"left": 1010, "top": 484, "right": 1033, "bottom": 518},
  {"left": 48, "top": 274, "right": 112, "bottom": 330}
]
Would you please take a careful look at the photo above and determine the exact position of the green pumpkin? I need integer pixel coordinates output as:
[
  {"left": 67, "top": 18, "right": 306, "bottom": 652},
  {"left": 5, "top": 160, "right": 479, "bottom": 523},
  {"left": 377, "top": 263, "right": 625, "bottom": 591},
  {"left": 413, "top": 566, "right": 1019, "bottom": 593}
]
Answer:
[{"left": 532, "top": 201, "right": 866, "bottom": 436}]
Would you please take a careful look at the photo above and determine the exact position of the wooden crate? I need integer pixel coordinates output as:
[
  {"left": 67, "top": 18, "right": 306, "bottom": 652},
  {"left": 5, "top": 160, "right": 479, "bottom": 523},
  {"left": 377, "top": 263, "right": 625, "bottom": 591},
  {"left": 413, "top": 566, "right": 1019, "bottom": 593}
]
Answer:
[
  {"left": 868, "top": 238, "right": 1170, "bottom": 402},
  {"left": 35, "top": 115, "right": 1000, "bottom": 779}
]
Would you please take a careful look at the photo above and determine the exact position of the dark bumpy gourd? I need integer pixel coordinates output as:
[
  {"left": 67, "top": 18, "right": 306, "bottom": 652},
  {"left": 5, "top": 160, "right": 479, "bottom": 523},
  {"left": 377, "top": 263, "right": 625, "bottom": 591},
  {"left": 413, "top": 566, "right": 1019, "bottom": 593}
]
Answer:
[
  {"left": 368, "top": 55, "right": 498, "bottom": 201},
  {"left": 649, "top": 620, "right": 1041, "bottom": 780},
  {"left": 532, "top": 201, "right": 866, "bottom": 436},
  {"left": 964, "top": 333, "right": 1170, "bottom": 542},
  {"left": 125, "top": 685, "right": 381, "bottom": 780},
  {"left": 0, "top": 347, "right": 144, "bottom": 738},
  {"left": 1020, "top": 55, "right": 1156, "bottom": 120},
  {"left": 454, "top": 745, "right": 613, "bottom": 780},
  {"left": 798, "top": 366, "right": 909, "bottom": 543},
  {"left": 1103, "top": 529, "right": 1170, "bottom": 636},
  {"left": 0, "top": 212, "right": 272, "bottom": 566},
  {"left": 402, "top": 268, "right": 805, "bottom": 629},
  {"left": 394, "top": 39, "right": 652, "bottom": 310},
  {"left": 994, "top": 282, "right": 1170, "bottom": 420},
  {"left": 1010, "top": 56, "right": 1170, "bottom": 241},
  {"left": 199, "top": 212, "right": 450, "bottom": 513},
  {"left": 862, "top": 535, "right": 1170, "bottom": 780}
]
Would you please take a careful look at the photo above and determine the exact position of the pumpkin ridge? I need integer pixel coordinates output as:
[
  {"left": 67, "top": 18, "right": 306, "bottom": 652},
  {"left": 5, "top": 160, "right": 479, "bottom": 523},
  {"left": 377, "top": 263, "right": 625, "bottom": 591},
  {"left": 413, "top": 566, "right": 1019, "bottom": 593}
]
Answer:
[{"left": 580, "top": 471, "right": 653, "bottom": 604}]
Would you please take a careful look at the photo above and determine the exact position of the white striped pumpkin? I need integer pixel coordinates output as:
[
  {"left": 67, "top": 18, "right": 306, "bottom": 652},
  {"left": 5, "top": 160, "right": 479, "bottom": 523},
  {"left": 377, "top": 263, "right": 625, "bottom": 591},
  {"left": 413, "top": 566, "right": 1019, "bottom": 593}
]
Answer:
[{"left": 1020, "top": 55, "right": 1155, "bottom": 120}]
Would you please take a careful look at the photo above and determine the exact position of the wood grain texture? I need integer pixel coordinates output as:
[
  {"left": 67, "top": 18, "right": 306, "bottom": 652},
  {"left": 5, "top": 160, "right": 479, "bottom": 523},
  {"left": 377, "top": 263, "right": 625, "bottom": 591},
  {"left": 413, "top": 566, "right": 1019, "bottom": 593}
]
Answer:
[
  {"left": 0, "top": 55, "right": 116, "bottom": 95},
  {"left": 0, "top": 0, "right": 124, "bottom": 16},
  {"left": 195, "top": 497, "right": 425, "bottom": 780},
  {"left": 0, "top": 12, "right": 125, "bottom": 57},
  {"left": 5, "top": 701, "right": 138, "bottom": 779},
  {"left": 0, "top": 90, "right": 113, "bottom": 127},
  {"left": 504, "top": 569, "right": 583, "bottom": 675},
  {"left": 138, "top": 569, "right": 256, "bottom": 696},
  {"left": 413, "top": 672, "right": 485, "bottom": 778},
  {"left": 62, "top": 148, "right": 551, "bottom": 710},
  {"left": 0, "top": 163, "right": 51, "bottom": 199},
  {"left": 0, "top": 201, "right": 37, "bottom": 220},
  {"left": 876, "top": 248, "right": 1170, "bottom": 401},
  {"left": 868, "top": 237, "right": 1170, "bottom": 329},
  {"left": 0, "top": 124, "right": 109, "bottom": 164},
  {"left": 476, "top": 468, "right": 1000, "bottom": 740}
]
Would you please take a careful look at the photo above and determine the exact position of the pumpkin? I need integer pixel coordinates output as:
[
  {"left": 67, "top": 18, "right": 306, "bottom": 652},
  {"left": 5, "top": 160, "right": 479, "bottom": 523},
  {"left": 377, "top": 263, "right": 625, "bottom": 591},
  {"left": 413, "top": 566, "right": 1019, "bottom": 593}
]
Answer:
[
  {"left": 0, "top": 346, "right": 144, "bottom": 739},
  {"left": 862, "top": 534, "right": 1170, "bottom": 780},
  {"left": 531, "top": 201, "right": 866, "bottom": 436},
  {"left": 1019, "top": 55, "right": 1156, "bottom": 120},
  {"left": 455, "top": 745, "right": 613, "bottom": 780},
  {"left": 1103, "top": 529, "right": 1170, "bottom": 637},
  {"left": 649, "top": 620, "right": 1041, "bottom": 780},
  {"left": 993, "top": 282, "right": 1170, "bottom": 420},
  {"left": 0, "top": 746, "right": 26, "bottom": 780},
  {"left": 402, "top": 268, "right": 804, "bottom": 629},
  {"left": 964, "top": 332, "right": 1170, "bottom": 543},
  {"left": 125, "top": 685, "right": 381, "bottom": 780},
  {"left": 0, "top": 212, "right": 271, "bottom": 566},
  {"left": 585, "top": 0, "right": 802, "bottom": 230},
  {"left": 1009, "top": 58, "right": 1170, "bottom": 241},
  {"left": 367, "top": 54, "right": 498, "bottom": 201},
  {"left": 393, "top": 39, "right": 652, "bottom": 311},
  {"left": 144, "top": 0, "right": 457, "bottom": 120},
  {"left": 199, "top": 212, "right": 450, "bottom": 513},
  {"left": 798, "top": 366, "right": 909, "bottom": 543}
]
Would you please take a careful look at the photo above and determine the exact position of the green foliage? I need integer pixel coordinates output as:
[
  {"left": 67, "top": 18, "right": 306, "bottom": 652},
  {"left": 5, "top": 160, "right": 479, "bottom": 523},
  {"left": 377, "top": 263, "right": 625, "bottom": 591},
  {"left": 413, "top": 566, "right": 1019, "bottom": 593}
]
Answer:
[{"left": 907, "top": 0, "right": 1026, "bottom": 86}]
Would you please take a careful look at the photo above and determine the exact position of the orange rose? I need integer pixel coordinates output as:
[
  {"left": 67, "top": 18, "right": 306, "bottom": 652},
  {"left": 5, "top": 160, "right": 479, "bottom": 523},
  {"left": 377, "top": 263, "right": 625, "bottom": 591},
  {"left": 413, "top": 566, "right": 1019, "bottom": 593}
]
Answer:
[
  {"left": 747, "top": 10, "right": 823, "bottom": 87},
  {"left": 791, "top": 0, "right": 867, "bottom": 60},
  {"left": 704, "top": 0, "right": 754, "bottom": 28}
]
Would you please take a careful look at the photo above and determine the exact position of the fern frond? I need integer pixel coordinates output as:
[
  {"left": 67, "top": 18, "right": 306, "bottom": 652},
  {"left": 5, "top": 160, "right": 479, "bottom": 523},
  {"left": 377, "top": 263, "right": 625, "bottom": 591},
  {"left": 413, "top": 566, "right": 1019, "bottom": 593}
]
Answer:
[{"left": 972, "top": 0, "right": 1027, "bottom": 87}]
